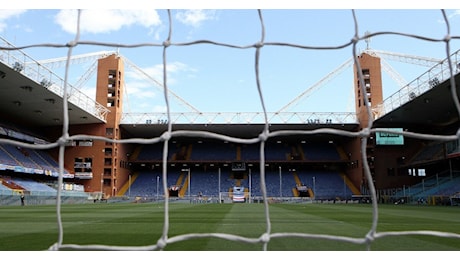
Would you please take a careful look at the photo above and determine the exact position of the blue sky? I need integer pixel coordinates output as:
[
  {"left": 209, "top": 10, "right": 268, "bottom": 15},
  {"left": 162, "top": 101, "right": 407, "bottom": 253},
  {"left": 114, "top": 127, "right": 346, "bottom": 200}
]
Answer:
[{"left": 1, "top": 4, "right": 460, "bottom": 115}]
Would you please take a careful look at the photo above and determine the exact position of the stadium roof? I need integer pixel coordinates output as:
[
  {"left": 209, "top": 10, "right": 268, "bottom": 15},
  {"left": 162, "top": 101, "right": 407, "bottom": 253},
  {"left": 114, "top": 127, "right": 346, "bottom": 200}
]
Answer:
[
  {"left": 373, "top": 72, "right": 460, "bottom": 134},
  {"left": 0, "top": 61, "right": 107, "bottom": 127},
  {"left": 118, "top": 122, "right": 360, "bottom": 140},
  {"left": 118, "top": 69, "right": 460, "bottom": 139},
  {"left": 1, "top": 46, "right": 459, "bottom": 138}
]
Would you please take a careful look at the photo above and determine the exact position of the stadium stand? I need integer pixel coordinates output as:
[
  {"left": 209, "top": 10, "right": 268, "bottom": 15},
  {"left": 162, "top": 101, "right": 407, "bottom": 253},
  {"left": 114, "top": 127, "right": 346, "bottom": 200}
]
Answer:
[
  {"left": 1, "top": 32, "right": 460, "bottom": 208},
  {"left": 188, "top": 140, "right": 237, "bottom": 161},
  {"left": 136, "top": 143, "right": 172, "bottom": 161},
  {"left": 0, "top": 180, "right": 11, "bottom": 191},
  {"left": 8, "top": 177, "right": 57, "bottom": 193},
  {"left": 300, "top": 141, "right": 342, "bottom": 161},
  {"left": 126, "top": 168, "right": 346, "bottom": 201}
]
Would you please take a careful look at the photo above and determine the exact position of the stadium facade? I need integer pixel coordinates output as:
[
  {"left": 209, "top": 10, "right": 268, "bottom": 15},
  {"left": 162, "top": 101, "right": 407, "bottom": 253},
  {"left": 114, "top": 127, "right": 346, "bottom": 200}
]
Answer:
[{"left": 1, "top": 40, "right": 460, "bottom": 205}]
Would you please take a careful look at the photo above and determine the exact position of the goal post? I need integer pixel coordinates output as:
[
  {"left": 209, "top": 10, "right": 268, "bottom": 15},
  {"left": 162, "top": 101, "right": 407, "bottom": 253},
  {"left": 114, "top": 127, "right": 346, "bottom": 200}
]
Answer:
[{"left": 219, "top": 190, "right": 250, "bottom": 203}]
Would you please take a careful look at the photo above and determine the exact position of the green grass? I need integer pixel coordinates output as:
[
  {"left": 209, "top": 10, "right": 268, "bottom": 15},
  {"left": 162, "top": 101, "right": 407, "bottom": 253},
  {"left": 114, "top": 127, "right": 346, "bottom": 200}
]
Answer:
[{"left": 0, "top": 202, "right": 459, "bottom": 251}]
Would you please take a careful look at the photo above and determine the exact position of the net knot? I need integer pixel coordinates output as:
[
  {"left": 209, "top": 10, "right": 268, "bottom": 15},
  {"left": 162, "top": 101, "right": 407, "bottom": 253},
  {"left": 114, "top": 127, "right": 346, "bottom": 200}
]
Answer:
[
  {"left": 259, "top": 233, "right": 270, "bottom": 243},
  {"left": 161, "top": 131, "right": 171, "bottom": 141},
  {"left": 156, "top": 237, "right": 167, "bottom": 250},
  {"left": 456, "top": 128, "right": 460, "bottom": 138},
  {"left": 163, "top": 40, "right": 171, "bottom": 47},
  {"left": 360, "top": 128, "right": 371, "bottom": 138},
  {"left": 255, "top": 42, "right": 264, "bottom": 48},
  {"left": 364, "top": 231, "right": 375, "bottom": 244},
  {"left": 47, "top": 243, "right": 60, "bottom": 251},
  {"left": 57, "top": 135, "right": 69, "bottom": 146},
  {"left": 352, "top": 35, "right": 360, "bottom": 43},
  {"left": 66, "top": 41, "right": 77, "bottom": 47},
  {"left": 444, "top": 34, "right": 451, "bottom": 42},
  {"left": 258, "top": 130, "right": 269, "bottom": 142}
]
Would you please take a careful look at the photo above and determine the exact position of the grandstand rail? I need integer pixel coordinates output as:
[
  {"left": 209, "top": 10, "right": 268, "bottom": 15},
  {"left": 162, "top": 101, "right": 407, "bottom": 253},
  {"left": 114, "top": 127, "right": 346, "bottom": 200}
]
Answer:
[
  {"left": 373, "top": 48, "right": 460, "bottom": 119},
  {"left": 121, "top": 111, "right": 358, "bottom": 124},
  {"left": 0, "top": 36, "right": 110, "bottom": 122}
]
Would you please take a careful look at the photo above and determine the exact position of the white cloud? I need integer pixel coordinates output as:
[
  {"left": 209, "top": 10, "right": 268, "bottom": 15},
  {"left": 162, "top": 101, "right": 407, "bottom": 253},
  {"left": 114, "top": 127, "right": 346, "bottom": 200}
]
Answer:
[
  {"left": 152, "top": 104, "right": 167, "bottom": 113},
  {"left": 175, "top": 9, "right": 216, "bottom": 28},
  {"left": 450, "top": 10, "right": 460, "bottom": 20},
  {"left": 438, "top": 9, "right": 460, "bottom": 24},
  {"left": 0, "top": 9, "right": 27, "bottom": 32},
  {"left": 123, "top": 100, "right": 167, "bottom": 114},
  {"left": 54, "top": 9, "right": 162, "bottom": 34},
  {"left": 125, "top": 81, "right": 157, "bottom": 98}
]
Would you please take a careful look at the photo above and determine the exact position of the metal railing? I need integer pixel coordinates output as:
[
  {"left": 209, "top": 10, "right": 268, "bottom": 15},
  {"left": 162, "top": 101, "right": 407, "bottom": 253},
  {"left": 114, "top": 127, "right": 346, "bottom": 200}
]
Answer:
[{"left": 121, "top": 111, "right": 358, "bottom": 125}]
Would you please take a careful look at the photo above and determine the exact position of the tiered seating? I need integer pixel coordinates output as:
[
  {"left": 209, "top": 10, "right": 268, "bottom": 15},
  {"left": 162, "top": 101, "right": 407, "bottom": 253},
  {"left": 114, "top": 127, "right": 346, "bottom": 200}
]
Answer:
[
  {"left": 128, "top": 169, "right": 254, "bottom": 198},
  {"left": 136, "top": 143, "right": 171, "bottom": 161},
  {"left": 301, "top": 142, "right": 341, "bottom": 161},
  {"left": 0, "top": 126, "right": 72, "bottom": 199},
  {"left": 265, "top": 142, "right": 291, "bottom": 161},
  {"left": 9, "top": 177, "right": 56, "bottom": 193},
  {"left": 296, "top": 171, "right": 353, "bottom": 200},
  {"left": 421, "top": 176, "right": 460, "bottom": 197},
  {"left": 0, "top": 145, "right": 18, "bottom": 165},
  {"left": 249, "top": 171, "right": 276, "bottom": 197},
  {"left": 249, "top": 170, "right": 294, "bottom": 197},
  {"left": 126, "top": 140, "right": 353, "bottom": 200},
  {"left": 189, "top": 141, "right": 237, "bottom": 161},
  {"left": 125, "top": 168, "right": 353, "bottom": 200},
  {"left": 282, "top": 171, "right": 298, "bottom": 195},
  {"left": 394, "top": 172, "right": 460, "bottom": 198},
  {"left": 438, "top": 177, "right": 460, "bottom": 196},
  {"left": 0, "top": 144, "right": 37, "bottom": 168},
  {"left": 410, "top": 142, "right": 445, "bottom": 164},
  {"left": 188, "top": 170, "right": 221, "bottom": 196},
  {"left": 220, "top": 170, "right": 239, "bottom": 193},
  {"left": 128, "top": 172, "right": 161, "bottom": 197},
  {"left": 0, "top": 182, "right": 11, "bottom": 191},
  {"left": 27, "top": 149, "right": 61, "bottom": 173},
  {"left": 128, "top": 171, "right": 184, "bottom": 198},
  {"left": 240, "top": 144, "right": 260, "bottom": 161},
  {"left": 134, "top": 140, "right": 344, "bottom": 164},
  {"left": 0, "top": 143, "right": 66, "bottom": 175}
]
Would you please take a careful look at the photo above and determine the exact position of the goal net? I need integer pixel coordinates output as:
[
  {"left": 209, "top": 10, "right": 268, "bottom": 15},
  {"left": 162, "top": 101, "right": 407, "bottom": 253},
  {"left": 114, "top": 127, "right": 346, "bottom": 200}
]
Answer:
[{"left": 1, "top": 6, "right": 460, "bottom": 253}]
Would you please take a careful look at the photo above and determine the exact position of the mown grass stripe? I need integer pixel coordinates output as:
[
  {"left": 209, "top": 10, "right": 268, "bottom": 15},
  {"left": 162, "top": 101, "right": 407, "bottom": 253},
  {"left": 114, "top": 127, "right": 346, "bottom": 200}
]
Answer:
[{"left": 0, "top": 203, "right": 459, "bottom": 251}]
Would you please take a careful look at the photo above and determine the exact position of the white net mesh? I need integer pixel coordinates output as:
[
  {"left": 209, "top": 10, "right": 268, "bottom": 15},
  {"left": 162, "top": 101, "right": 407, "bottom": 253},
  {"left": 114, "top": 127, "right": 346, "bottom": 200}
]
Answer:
[{"left": 1, "top": 7, "right": 460, "bottom": 252}]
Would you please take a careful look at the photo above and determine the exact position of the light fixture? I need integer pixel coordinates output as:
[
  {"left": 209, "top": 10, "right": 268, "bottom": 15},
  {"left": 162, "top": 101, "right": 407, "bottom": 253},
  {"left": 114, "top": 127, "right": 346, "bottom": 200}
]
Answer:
[
  {"left": 40, "top": 79, "right": 52, "bottom": 88},
  {"left": 13, "top": 62, "right": 24, "bottom": 72},
  {"left": 20, "top": 85, "right": 32, "bottom": 92},
  {"left": 44, "top": 98, "right": 55, "bottom": 104}
]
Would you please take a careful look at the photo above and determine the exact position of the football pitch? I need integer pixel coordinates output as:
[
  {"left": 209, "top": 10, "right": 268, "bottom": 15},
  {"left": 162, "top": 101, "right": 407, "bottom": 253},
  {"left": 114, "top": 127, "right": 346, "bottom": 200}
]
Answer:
[{"left": 0, "top": 202, "right": 459, "bottom": 251}]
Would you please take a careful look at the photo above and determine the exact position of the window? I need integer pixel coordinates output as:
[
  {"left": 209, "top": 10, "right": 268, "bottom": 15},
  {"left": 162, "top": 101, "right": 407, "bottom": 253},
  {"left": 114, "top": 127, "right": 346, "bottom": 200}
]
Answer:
[
  {"left": 418, "top": 168, "right": 426, "bottom": 177},
  {"left": 106, "top": 128, "right": 113, "bottom": 136},
  {"left": 362, "top": 69, "right": 370, "bottom": 77},
  {"left": 408, "top": 168, "right": 426, "bottom": 176}
]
